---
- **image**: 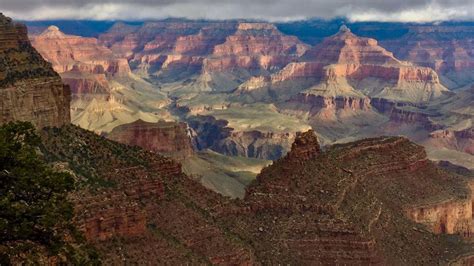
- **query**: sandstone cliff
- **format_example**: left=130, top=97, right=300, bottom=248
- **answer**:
left=0, top=14, right=70, bottom=128
left=201, top=22, right=309, bottom=91
left=239, top=25, right=448, bottom=104
left=382, top=25, right=474, bottom=89
left=31, top=26, right=131, bottom=77
left=107, top=119, right=194, bottom=160
left=30, top=25, right=133, bottom=110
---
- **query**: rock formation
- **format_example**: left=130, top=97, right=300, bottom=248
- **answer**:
left=41, top=125, right=257, bottom=264
left=213, top=130, right=298, bottom=160
left=38, top=123, right=474, bottom=264
left=285, top=129, right=320, bottom=161
left=30, top=25, right=173, bottom=135
left=239, top=25, right=448, bottom=104
left=382, top=25, right=474, bottom=89
left=202, top=22, right=309, bottom=91
left=31, top=26, right=131, bottom=77
left=30, top=25, right=132, bottom=106
left=107, top=119, right=194, bottom=160
left=232, top=132, right=474, bottom=264
left=426, top=128, right=474, bottom=155
left=133, top=23, right=236, bottom=80
left=186, top=110, right=311, bottom=160
left=0, top=13, right=70, bottom=128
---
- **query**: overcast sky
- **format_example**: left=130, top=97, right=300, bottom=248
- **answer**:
left=1, top=0, right=473, bottom=22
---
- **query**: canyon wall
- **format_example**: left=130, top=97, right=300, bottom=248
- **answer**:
left=239, top=26, right=448, bottom=104
left=204, top=23, right=308, bottom=73
left=31, top=26, right=131, bottom=76
left=107, top=119, right=194, bottom=160
left=381, top=25, right=474, bottom=89
left=0, top=13, right=70, bottom=128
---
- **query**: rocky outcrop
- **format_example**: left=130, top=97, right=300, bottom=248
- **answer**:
left=426, top=128, right=474, bottom=155
left=31, top=26, right=131, bottom=76
left=201, top=22, right=309, bottom=91
left=204, top=23, right=308, bottom=73
left=239, top=25, right=448, bottom=104
left=231, top=134, right=473, bottom=264
left=0, top=14, right=70, bottom=128
left=382, top=25, right=474, bottom=89
left=285, top=129, right=320, bottom=161
left=107, top=119, right=194, bottom=160
left=407, top=193, right=474, bottom=236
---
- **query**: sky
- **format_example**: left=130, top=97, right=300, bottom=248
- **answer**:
left=1, top=0, right=473, bottom=22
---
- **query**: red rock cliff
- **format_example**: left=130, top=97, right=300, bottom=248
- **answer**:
left=107, top=119, right=194, bottom=160
left=31, top=26, right=131, bottom=76
left=204, top=22, right=309, bottom=74
left=240, top=25, right=448, bottom=104
left=382, top=25, right=474, bottom=88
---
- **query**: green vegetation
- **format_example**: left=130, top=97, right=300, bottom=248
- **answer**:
left=0, top=122, right=98, bottom=264
left=0, top=45, right=58, bottom=88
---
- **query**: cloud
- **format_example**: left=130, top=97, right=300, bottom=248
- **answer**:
left=2, top=0, right=473, bottom=22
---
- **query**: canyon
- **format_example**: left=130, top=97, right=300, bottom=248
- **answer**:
left=1, top=12, right=474, bottom=264
left=40, top=125, right=474, bottom=264
left=239, top=25, right=447, bottom=104
left=27, top=20, right=472, bottom=170
left=30, top=25, right=172, bottom=134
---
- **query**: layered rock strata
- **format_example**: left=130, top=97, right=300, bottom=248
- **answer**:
left=427, top=128, right=474, bottom=155
left=201, top=22, right=309, bottom=91
left=38, top=124, right=474, bottom=264
left=107, top=119, right=194, bottom=160
left=382, top=25, right=474, bottom=89
left=228, top=132, right=474, bottom=264
left=239, top=25, right=448, bottom=106
left=31, top=26, right=131, bottom=76
left=0, top=14, right=70, bottom=128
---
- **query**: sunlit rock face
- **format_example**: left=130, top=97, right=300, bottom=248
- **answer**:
left=381, top=25, right=474, bottom=90
left=31, top=25, right=173, bottom=135
left=204, top=23, right=309, bottom=73
left=239, top=25, right=448, bottom=104
left=31, top=26, right=131, bottom=76
left=200, top=22, right=310, bottom=91
left=0, top=14, right=70, bottom=128
left=30, top=25, right=132, bottom=99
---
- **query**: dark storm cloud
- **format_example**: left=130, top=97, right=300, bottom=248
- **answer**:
left=1, top=0, right=473, bottom=22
